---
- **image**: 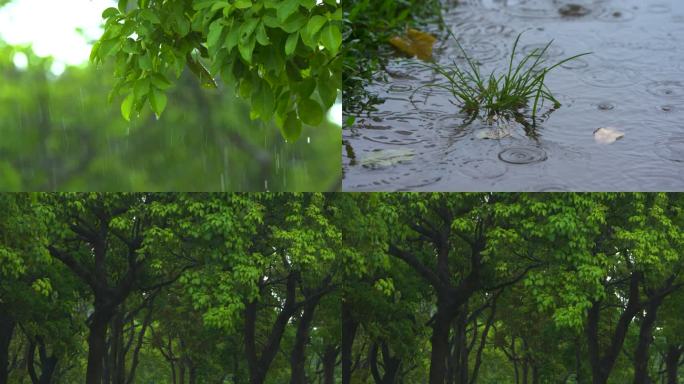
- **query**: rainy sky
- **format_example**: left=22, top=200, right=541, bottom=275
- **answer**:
left=0, top=0, right=112, bottom=73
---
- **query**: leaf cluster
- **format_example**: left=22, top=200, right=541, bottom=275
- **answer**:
left=92, top=0, right=341, bottom=140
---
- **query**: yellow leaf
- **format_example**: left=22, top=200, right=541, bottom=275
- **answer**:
left=389, top=28, right=437, bottom=61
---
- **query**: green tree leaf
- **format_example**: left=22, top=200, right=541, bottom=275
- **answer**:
left=150, top=88, right=168, bottom=118
left=298, top=98, right=323, bottom=126
left=320, top=24, right=341, bottom=56
left=281, top=112, right=302, bottom=141
left=285, top=32, right=299, bottom=56
left=252, top=81, right=275, bottom=120
left=121, top=93, right=135, bottom=121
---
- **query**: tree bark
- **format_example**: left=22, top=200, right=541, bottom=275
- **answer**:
left=0, top=310, right=15, bottom=384
left=633, top=296, right=665, bottom=384
left=341, top=299, right=358, bottom=384
left=370, top=341, right=401, bottom=384
left=665, top=345, right=682, bottom=384
left=290, top=299, right=320, bottom=384
left=430, top=296, right=457, bottom=384
left=245, top=272, right=298, bottom=384
left=321, top=345, right=338, bottom=384
left=586, top=272, right=642, bottom=384
left=27, top=336, right=58, bottom=384
left=86, top=313, right=111, bottom=384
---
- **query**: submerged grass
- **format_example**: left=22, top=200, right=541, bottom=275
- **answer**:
left=413, top=31, right=591, bottom=124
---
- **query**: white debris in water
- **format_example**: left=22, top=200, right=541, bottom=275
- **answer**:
left=475, top=126, right=512, bottom=140
left=593, top=127, right=624, bottom=144
left=360, top=148, right=415, bottom=169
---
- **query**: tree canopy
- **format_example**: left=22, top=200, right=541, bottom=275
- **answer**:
left=1, top=192, right=683, bottom=384
left=342, top=193, right=684, bottom=384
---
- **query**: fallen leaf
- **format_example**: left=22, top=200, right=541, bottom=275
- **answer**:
left=360, top=149, right=415, bottom=169
left=593, top=127, right=624, bottom=144
left=389, top=28, right=437, bottom=61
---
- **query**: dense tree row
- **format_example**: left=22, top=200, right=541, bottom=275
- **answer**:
left=1, top=193, right=344, bottom=383
left=1, top=193, right=683, bottom=383
left=343, top=193, right=684, bottom=384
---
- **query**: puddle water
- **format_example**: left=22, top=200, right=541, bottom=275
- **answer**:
left=343, top=0, right=684, bottom=191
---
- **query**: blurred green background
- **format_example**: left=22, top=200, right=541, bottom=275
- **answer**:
left=0, top=1, right=341, bottom=191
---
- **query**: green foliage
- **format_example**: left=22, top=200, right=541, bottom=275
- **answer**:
left=0, top=42, right=340, bottom=191
left=344, top=193, right=684, bottom=384
left=92, top=0, right=341, bottom=138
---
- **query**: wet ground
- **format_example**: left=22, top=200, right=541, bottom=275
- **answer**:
left=343, top=0, right=684, bottom=191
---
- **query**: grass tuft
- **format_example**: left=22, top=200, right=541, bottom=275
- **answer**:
left=412, top=31, right=591, bottom=124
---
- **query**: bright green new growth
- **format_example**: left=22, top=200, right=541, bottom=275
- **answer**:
left=414, top=31, right=590, bottom=123
left=91, top=0, right=341, bottom=141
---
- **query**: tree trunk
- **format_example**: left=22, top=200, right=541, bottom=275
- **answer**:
left=86, top=314, right=110, bottom=384
left=665, top=345, right=682, bottom=384
left=107, top=311, right=126, bottom=384
left=245, top=272, right=299, bottom=384
left=27, top=337, right=58, bottom=384
left=290, top=299, right=320, bottom=384
left=0, top=311, right=15, bottom=384
left=457, top=308, right=468, bottom=384
left=430, top=299, right=454, bottom=384
left=586, top=272, right=642, bottom=384
left=322, top=346, right=338, bottom=384
left=341, top=299, right=357, bottom=384
left=633, top=297, right=664, bottom=384
left=370, top=341, right=400, bottom=384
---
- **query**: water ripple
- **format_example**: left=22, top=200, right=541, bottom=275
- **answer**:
left=498, top=146, right=548, bottom=164
left=654, top=135, right=684, bottom=162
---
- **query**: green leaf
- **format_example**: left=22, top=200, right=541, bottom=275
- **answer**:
left=139, top=9, right=160, bottom=24
left=89, top=41, right=101, bottom=62
left=239, top=17, right=259, bottom=39
left=256, top=22, right=270, bottom=45
left=234, top=0, right=252, bottom=9
left=134, top=78, right=150, bottom=99
left=151, top=73, right=172, bottom=90
left=150, top=88, right=168, bottom=118
left=320, top=24, right=341, bottom=56
left=174, top=13, right=191, bottom=36
left=138, top=53, right=152, bottom=71
left=284, top=32, right=299, bottom=56
left=306, top=15, right=327, bottom=38
left=298, top=98, right=323, bottom=125
left=280, top=12, right=307, bottom=33
left=121, top=93, right=135, bottom=121
left=100, top=39, right=121, bottom=58
left=238, top=35, right=256, bottom=63
left=207, top=21, right=224, bottom=50
left=277, top=0, right=300, bottom=21
left=252, top=82, right=275, bottom=120
left=317, top=71, right=338, bottom=108
left=102, top=7, right=119, bottom=19
left=281, top=112, right=302, bottom=141
left=118, top=0, right=128, bottom=13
